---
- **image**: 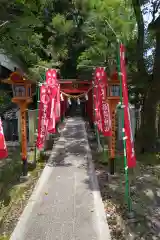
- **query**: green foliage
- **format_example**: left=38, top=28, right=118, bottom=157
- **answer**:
left=0, top=91, right=12, bottom=114
left=77, top=0, right=136, bottom=71
left=0, top=0, right=158, bottom=91
left=0, top=0, right=137, bottom=82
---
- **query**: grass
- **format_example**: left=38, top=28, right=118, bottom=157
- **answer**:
left=0, top=237, right=9, bottom=240
left=94, top=150, right=160, bottom=239
left=0, top=148, right=22, bottom=211
left=0, top=147, right=45, bottom=238
left=86, top=123, right=160, bottom=239
left=0, top=119, right=65, bottom=238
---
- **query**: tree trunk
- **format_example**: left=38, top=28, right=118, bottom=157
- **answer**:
left=132, top=0, right=148, bottom=78
left=137, top=90, right=157, bottom=152
left=136, top=32, right=160, bottom=153
left=132, top=0, right=160, bottom=153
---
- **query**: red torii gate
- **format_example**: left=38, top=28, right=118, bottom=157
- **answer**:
left=59, top=79, right=93, bottom=122
left=59, top=75, right=121, bottom=175
left=60, top=80, right=91, bottom=93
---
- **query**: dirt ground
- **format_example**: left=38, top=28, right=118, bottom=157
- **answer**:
left=0, top=123, right=65, bottom=239
left=86, top=124, right=160, bottom=240
left=1, top=120, right=160, bottom=239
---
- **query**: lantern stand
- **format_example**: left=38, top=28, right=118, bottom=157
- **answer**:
left=107, top=73, right=120, bottom=175
left=34, top=82, right=41, bottom=167
left=2, top=72, right=33, bottom=180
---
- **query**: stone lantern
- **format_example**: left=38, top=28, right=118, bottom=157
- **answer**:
left=2, top=72, right=33, bottom=179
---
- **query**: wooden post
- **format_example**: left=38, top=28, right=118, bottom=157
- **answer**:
left=20, top=102, right=28, bottom=176
left=17, top=110, right=21, bottom=142
left=110, top=109, right=116, bottom=159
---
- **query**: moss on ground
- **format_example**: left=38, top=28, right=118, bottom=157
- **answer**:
left=0, top=148, right=45, bottom=238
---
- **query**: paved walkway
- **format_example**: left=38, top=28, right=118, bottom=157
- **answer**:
left=10, top=117, right=110, bottom=240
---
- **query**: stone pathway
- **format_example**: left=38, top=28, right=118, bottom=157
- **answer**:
left=10, top=117, right=110, bottom=240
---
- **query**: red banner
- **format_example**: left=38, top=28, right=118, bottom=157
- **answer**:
left=36, top=84, right=49, bottom=149
left=95, top=68, right=112, bottom=136
left=55, top=84, right=60, bottom=122
left=93, top=70, right=102, bottom=132
left=36, top=68, right=61, bottom=147
left=46, top=69, right=58, bottom=133
left=120, top=44, right=136, bottom=168
left=47, top=86, right=57, bottom=133
left=46, top=69, right=57, bottom=85
left=0, top=118, right=8, bottom=159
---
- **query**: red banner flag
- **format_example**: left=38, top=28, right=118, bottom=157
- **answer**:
left=47, top=86, right=57, bottom=133
left=120, top=44, right=136, bottom=168
left=93, top=69, right=102, bottom=132
left=36, top=84, right=49, bottom=149
left=0, top=118, right=8, bottom=159
left=46, top=69, right=57, bottom=85
left=46, top=69, right=58, bottom=133
left=55, top=84, right=60, bottom=123
left=95, top=67, right=112, bottom=136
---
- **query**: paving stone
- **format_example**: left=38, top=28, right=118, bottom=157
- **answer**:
left=10, top=117, right=110, bottom=240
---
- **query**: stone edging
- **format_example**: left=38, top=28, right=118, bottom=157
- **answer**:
left=82, top=120, right=111, bottom=240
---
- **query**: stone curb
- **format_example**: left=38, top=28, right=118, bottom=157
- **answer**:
left=82, top=120, right=111, bottom=240
left=10, top=125, right=67, bottom=240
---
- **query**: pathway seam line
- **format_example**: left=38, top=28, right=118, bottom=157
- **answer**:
left=82, top=121, right=111, bottom=240
left=10, top=126, right=67, bottom=240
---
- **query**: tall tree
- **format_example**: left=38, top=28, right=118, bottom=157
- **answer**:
left=77, top=0, right=135, bottom=73
left=132, top=0, right=160, bottom=152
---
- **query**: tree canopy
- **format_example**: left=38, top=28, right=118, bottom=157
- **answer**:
left=0, top=0, right=160, bottom=151
left=0, top=0, right=136, bottom=79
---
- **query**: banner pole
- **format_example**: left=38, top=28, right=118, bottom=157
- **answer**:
left=92, top=79, right=102, bottom=151
left=34, top=82, right=40, bottom=165
left=101, top=135, right=108, bottom=163
left=96, top=128, right=102, bottom=151
left=117, top=43, right=132, bottom=214
left=34, top=73, right=46, bottom=163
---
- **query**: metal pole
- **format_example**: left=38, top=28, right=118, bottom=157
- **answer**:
left=109, top=110, right=116, bottom=175
left=117, top=42, right=132, bottom=213
left=101, top=135, right=108, bottom=164
left=34, top=73, right=45, bottom=163
left=96, top=127, right=102, bottom=151
left=34, top=83, right=40, bottom=165
left=92, top=80, right=102, bottom=152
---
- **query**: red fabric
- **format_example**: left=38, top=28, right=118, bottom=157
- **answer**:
left=94, top=68, right=112, bottom=136
left=47, top=86, right=57, bottom=133
left=93, top=69, right=102, bottom=132
left=120, top=44, right=136, bottom=168
left=36, top=84, right=49, bottom=149
left=46, top=69, right=59, bottom=133
left=0, top=118, right=8, bottom=159
left=55, top=85, right=60, bottom=122
left=46, top=69, right=57, bottom=85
